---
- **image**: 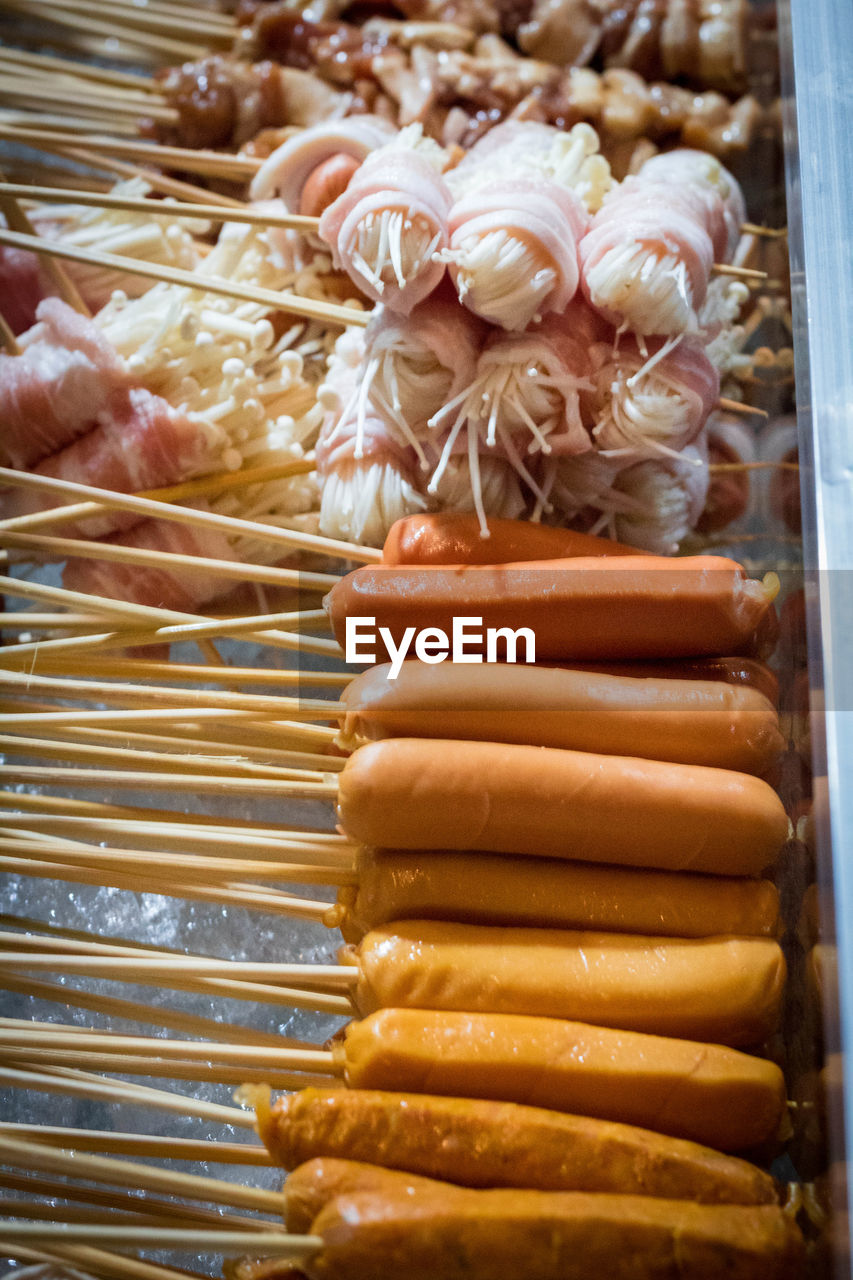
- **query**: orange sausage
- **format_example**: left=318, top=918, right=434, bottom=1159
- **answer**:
left=382, top=513, right=642, bottom=564
left=336, top=1008, right=787, bottom=1151
left=305, top=1185, right=804, bottom=1280
left=326, top=556, right=777, bottom=661
left=343, top=920, right=786, bottom=1046
left=299, top=153, right=361, bottom=217
left=338, top=661, right=784, bottom=774
left=336, top=738, right=789, bottom=876
left=334, top=848, right=781, bottom=941
left=284, top=1158, right=440, bottom=1233
left=562, top=657, right=780, bottom=706
left=261, top=1087, right=780, bottom=1205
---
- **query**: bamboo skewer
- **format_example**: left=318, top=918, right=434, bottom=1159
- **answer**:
left=0, top=164, right=90, bottom=315
left=0, top=855, right=336, bottom=922
left=0, top=1047, right=334, bottom=1088
left=0, top=788, right=343, bottom=838
left=0, top=1180, right=271, bottom=1229
left=0, top=1225, right=314, bottom=1258
left=717, top=397, right=770, bottom=418
left=0, top=665, right=341, bottom=718
left=0, top=1131, right=284, bottom=1214
left=14, top=654, right=351, bottom=687
left=0, top=1, right=209, bottom=60
left=9, top=0, right=234, bottom=45
left=0, top=529, right=340, bottom=593
left=710, top=263, right=767, bottom=281
left=0, top=109, right=142, bottom=136
left=0, top=1065, right=258, bottom=1128
left=0, top=78, right=179, bottom=125
left=0, top=226, right=366, bottom=328
left=0, top=951, right=356, bottom=990
left=0, top=732, right=341, bottom=782
left=1, top=766, right=339, bottom=798
left=0, top=308, right=21, bottom=354
left=48, top=144, right=249, bottom=207
left=0, top=181, right=320, bottom=231
left=0, top=834, right=351, bottom=890
left=0, top=466, right=383, bottom=562
left=0, top=49, right=166, bottom=94
left=0, top=1239, right=209, bottom=1280
left=0, top=123, right=260, bottom=178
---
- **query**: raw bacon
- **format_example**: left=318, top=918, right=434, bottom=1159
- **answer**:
left=0, top=299, right=129, bottom=470
left=62, top=509, right=242, bottom=612
left=250, top=115, right=396, bottom=211
left=0, top=388, right=222, bottom=539
left=319, top=131, right=452, bottom=315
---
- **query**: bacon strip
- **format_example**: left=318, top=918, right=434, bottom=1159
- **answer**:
left=0, top=299, right=129, bottom=470
left=250, top=115, right=396, bottom=210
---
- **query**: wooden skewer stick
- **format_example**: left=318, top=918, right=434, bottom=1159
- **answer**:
left=708, top=460, right=800, bottom=472
left=0, top=968, right=341, bottom=1042
left=0, top=49, right=166, bottom=93
left=0, top=1131, right=284, bottom=1214
left=0, top=108, right=141, bottom=136
left=0, top=165, right=90, bottom=315
left=717, top=397, right=770, bottom=419
left=0, top=1022, right=338, bottom=1073
left=0, top=1179, right=271, bottom=1229
left=0, top=1225, right=315, bottom=1257
left=1, top=764, right=339, bottom=797
left=0, top=665, right=341, bottom=718
left=0, top=123, right=261, bottom=178
left=710, top=263, right=767, bottom=281
left=0, top=834, right=351, bottom=890
left=0, top=466, right=382, bottom=562
left=0, top=812, right=352, bottom=862
left=0, top=854, right=336, bottom=922
left=0, top=182, right=321, bottom=231
left=0, top=77, right=179, bottom=125
left=0, top=1045, right=333, bottom=1087
left=0, top=1239, right=210, bottom=1280
left=0, top=227, right=366, bottom=328
left=20, top=654, right=351, bottom=687
left=0, top=1064, right=257, bottom=1128
left=51, top=144, right=248, bottom=208
left=0, top=0, right=209, bottom=60
left=0, top=734, right=337, bottom=782
left=14, top=0, right=234, bottom=44
left=2, top=720, right=345, bottom=772
left=0, top=951, right=357, bottom=989
left=0, top=308, right=21, bottom=354
left=741, top=222, right=787, bottom=238
left=0, top=613, right=135, bottom=631
left=0, top=529, right=340, bottom=593
left=0, top=787, right=344, bottom=837
left=0, top=932, right=352, bottom=1009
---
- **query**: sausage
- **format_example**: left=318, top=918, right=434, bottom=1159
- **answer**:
left=304, top=1186, right=804, bottom=1280
left=382, top=513, right=642, bottom=565
left=335, top=1008, right=787, bottom=1151
left=562, top=657, right=780, bottom=706
left=299, top=154, right=362, bottom=217
left=284, top=1158, right=440, bottom=1233
left=338, top=661, right=784, bottom=775
left=342, top=920, right=786, bottom=1047
left=325, top=556, right=777, bottom=661
left=336, top=738, right=789, bottom=876
left=261, top=1087, right=780, bottom=1205
left=334, top=848, right=782, bottom=942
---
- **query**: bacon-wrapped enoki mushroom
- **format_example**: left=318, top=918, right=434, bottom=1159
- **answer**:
left=440, top=124, right=603, bottom=331
left=249, top=114, right=396, bottom=214
left=579, top=149, right=747, bottom=337
left=0, top=298, right=129, bottom=469
left=588, top=334, right=720, bottom=460
left=317, top=329, right=426, bottom=546
left=356, top=294, right=485, bottom=473
left=612, top=441, right=711, bottom=555
left=319, top=125, right=452, bottom=315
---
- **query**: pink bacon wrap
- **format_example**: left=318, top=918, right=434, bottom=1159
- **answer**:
left=444, top=175, right=590, bottom=331
left=62, top=507, right=242, bottom=613
left=250, top=115, right=395, bottom=213
left=637, top=150, right=746, bottom=264
left=0, top=299, right=129, bottom=470
left=319, top=143, right=452, bottom=315
left=588, top=333, right=720, bottom=459
left=1, top=388, right=222, bottom=539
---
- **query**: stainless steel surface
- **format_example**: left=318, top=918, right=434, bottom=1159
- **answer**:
left=782, top=0, right=853, bottom=1267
